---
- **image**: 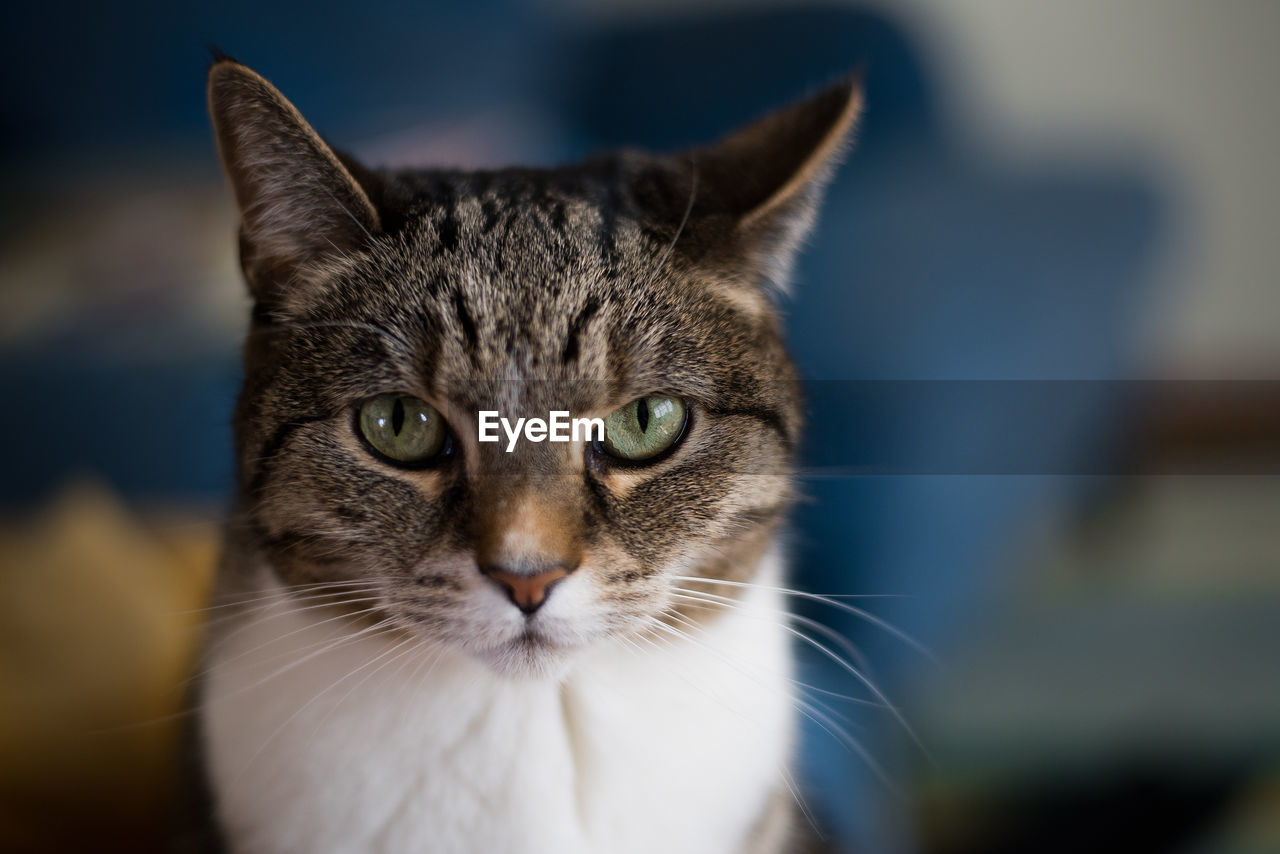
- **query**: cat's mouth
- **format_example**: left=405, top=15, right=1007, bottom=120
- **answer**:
left=511, top=623, right=569, bottom=654
left=476, top=623, right=577, bottom=678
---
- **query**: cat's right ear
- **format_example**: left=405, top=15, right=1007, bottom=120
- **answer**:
left=633, top=76, right=862, bottom=297
left=207, top=60, right=380, bottom=303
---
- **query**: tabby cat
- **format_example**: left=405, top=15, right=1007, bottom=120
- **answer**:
left=199, top=57, right=860, bottom=854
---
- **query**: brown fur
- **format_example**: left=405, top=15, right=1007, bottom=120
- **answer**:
left=208, top=59, right=859, bottom=645
left=200, top=56, right=860, bottom=854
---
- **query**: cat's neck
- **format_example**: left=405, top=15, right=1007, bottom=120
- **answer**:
left=201, top=551, right=797, bottom=854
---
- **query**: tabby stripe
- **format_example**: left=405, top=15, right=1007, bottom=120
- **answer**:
left=247, top=414, right=331, bottom=501
left=452, top=289, right=479, bottom=352
left=561, top=297, right=600, bottom=364
left=433, top=181, right=460, bottom=255
left=703, top=406, right=793, bottom=448
left=480, top=198, right=501, bottom=234
left=258, top=527, right=348, bottom=564
left=581, top=469, right=614, bottom=522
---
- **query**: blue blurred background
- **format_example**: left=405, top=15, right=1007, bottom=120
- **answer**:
left=2, top=2, right=1278, bottom=852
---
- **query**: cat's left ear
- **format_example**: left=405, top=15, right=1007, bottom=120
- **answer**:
left=207, top=59, right=380, bottom=304
left=641, top=76, right=863, bottom=293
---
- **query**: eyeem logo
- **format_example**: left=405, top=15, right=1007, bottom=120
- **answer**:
left=478, top=411, right=605, bottom=452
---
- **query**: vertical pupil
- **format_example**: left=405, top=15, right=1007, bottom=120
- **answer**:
left=637, top=398, right=649, bottom=432
left=391, top=397, right=405, bottom=435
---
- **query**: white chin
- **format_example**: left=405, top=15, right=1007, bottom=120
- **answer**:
left=475, top=633, right=576, bottom=680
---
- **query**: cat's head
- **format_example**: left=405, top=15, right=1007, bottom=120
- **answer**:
left=209, top=59, right=859, bottom=677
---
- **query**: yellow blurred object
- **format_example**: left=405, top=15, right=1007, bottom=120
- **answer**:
left=0, top=482, right=217, bottom=851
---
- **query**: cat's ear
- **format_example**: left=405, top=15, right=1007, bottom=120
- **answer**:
left=641, top=77, right=863, bottom=293
left=207, top=59, right=380, bottom=302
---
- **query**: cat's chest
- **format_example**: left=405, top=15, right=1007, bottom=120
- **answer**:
left=201, top=581, right=793, bottom=854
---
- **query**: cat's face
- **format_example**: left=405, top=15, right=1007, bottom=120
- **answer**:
left=210, top=60, right=858, bottom=677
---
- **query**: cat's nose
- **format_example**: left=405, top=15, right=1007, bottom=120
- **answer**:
left=479, top=563, right=575, bottom=614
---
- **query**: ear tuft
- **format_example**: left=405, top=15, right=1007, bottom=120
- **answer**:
left=730, top=74, right=863, bottom=231
left=206, top=45, right=238, bottom=68
left=645, top=74, right=863, bottom=295
left=207, top=60, right=380, bottom=303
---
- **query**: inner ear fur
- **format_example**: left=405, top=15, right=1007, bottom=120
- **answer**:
left=635, top=76, right=863, bottom=292
left=702, top=76, right=862, bottom=226
left=207, top=59, right=381, bottom=302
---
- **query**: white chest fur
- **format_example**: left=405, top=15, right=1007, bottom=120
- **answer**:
left=201, top=564, right=796, bottom=854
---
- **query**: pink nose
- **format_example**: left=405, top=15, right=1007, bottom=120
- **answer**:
left=480, top=565, right=572, bottom=613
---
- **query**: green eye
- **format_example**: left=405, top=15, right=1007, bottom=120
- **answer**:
left=357, top=394, right=448, bottom=465
left=600, top=396, right=687, bottom=462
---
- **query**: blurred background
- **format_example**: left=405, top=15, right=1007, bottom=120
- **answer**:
left=2, top=1, right=1278, bottom=851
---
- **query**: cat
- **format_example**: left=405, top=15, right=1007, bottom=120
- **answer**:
left=197, top=56, right=860, bottom=854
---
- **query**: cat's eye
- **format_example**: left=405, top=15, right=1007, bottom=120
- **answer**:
left=599, top=396, right=687, bottom=462
left=357, top=394, right=449, bottom=465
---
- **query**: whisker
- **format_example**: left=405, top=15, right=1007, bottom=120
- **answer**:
left=624, top=620, right=820, bottom=828
left=229, top=627, right=414, bottom=785
left=670, top=574, right=937, bottom=665
left=669, top=590, right=885, bottom=708
left=644, top=614, right=899, bottom=799
left=390, top=640, right=445, bottom=731
left=202, top=604, right=389, bottom=674
left=179, top=608, right=392, bottom=700
left=664, top=587, right=929, bottom=760
left=198, top=599, right=384, bottom=670
left=200, top=595, right=387, bottom=666
left=672, top=587, right=874, bottom=671
left=659, top=603, right=882, bottom=711
left=782, top=623, right=929, bottom=762
left=641, top=159, right=698, bottom=291
left=795, top=697, right=902, bottom=800
left=183, top=581, right=385, bottom=617
left=319, top=184, right=378, bottom=243
left=214, top=616, right=401, bottom=708
left=195, top=595, right=380, bottom=640
left=107, top=611, right=396, bottom=732
left=306, top=633, right=425, bottom=739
